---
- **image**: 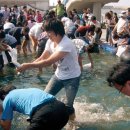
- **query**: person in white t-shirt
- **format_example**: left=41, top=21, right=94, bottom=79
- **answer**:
left=113, top=11, right=129, bottom=36
left=29, top=23, right=43, bottom=52
left=61, top=17, right=76, bottom=39
left=3, top=19, right=15, bottom=34
left=17, top=19, right=81, bottom=120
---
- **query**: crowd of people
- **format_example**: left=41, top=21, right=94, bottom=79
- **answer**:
left=0, top=0, right=130, bottom=129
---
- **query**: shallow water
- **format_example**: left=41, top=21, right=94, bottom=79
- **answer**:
left=1, top=51, right=130, bottom=130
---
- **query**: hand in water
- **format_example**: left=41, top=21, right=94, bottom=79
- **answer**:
left=16, top=63, right=31, bottom=73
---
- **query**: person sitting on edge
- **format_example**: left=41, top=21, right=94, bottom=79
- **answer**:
left=0, top=85, right=69, bottom=130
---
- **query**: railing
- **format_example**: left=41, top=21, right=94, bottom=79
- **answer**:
left=27, top=4, right=47, bottom=11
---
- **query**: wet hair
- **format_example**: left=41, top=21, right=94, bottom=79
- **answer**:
left=120, top=51, right=130, bottom=64
left=107, top=63, right=130, bottom=87
left=0, top=85, right=16, bottom=100
left=44, top=19, right=65, bottom=36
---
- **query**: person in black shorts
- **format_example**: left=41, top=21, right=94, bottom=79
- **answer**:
left=0, top=85, right=69, bottom=130
left=9, top=26, right=29, bottom=54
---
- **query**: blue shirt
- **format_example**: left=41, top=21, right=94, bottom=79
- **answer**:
left=3, top=34, right=17, bottom=45
left=1, top=88, right=55, bottom=120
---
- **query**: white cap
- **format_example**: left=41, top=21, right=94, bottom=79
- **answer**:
left=119, top=11, right=127, bottom=17
left=121, top=10, right=126, bottom=14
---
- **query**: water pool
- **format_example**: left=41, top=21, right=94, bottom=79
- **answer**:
left=1, top=51, right=130, bottom=130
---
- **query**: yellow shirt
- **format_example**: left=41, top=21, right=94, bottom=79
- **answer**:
left=56, top=4, right=65, bottom=16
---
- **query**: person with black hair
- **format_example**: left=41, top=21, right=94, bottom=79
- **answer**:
left=12, top=5, right=19, bottom=19
left=87, top=27, right=102, bottom=53
left=9, top=26, right=30, bottom=54
left=0, top=85, right=69, bottom=130
left=75, top=24, right=95, bottom=38
left=17, top=11, right=26, bottom=25
left=107, top=63, right=130, bottom=96
left=88, top=16, right=101, bottom=28
left=17, top=19, right=81, bottom=120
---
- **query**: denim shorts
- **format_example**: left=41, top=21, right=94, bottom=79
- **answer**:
left=44, top=75, right=81, bottom=115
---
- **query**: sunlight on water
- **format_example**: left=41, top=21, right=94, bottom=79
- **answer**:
left=1, top=52, right=130, bottom=130
left=74, top=100, right=128, bottom=124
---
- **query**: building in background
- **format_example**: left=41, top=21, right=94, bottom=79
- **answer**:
left=0, top=0, right=49, bottom=11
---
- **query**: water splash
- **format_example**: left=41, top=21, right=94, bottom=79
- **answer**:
left=74, top=101, right=126, bottom=124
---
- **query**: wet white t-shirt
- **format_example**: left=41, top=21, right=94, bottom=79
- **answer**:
left=4, top=22, right=15, bottom=30
left=117, top=18, right=128, bottom=34
left=29, top=23, right=43, bottom=39
left=45, top=35, right=81, bottom=80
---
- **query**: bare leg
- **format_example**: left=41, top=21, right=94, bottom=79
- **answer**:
left=29, top=35, right=38, bottom=53
left=22, top=40, right=28, bottom=56
left=65, top=113, right=76, bottom=130
left=16, top=45, right=21, bottom=54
